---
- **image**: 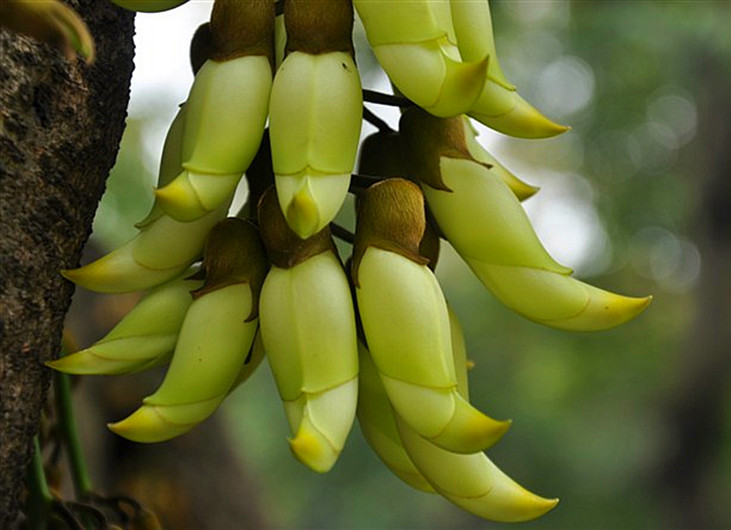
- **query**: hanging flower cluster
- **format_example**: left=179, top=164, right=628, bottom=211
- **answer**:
left=49, top=0, right=651, bottom=523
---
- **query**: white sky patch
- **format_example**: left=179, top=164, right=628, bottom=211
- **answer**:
left=131, top=2, right=213, bottom=108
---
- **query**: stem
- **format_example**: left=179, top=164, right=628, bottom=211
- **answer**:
left=351, top=173, right=384, bottom=188
left=362, top=89, right=413, bottom=108
left=25, top=437, right=52, bottom=530
left=55, top=339, right=93, bottom=500
left=362, top=107, right=393, bottom=132
left=50, top=502, right=85, bottom=530
left=330, top=223, right=355, bottom=244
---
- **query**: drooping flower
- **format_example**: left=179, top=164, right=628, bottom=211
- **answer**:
left=53, top=0, right=651, bottom=523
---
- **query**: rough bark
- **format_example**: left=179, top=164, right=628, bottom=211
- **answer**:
left=0, top=1, right=135, bottom=524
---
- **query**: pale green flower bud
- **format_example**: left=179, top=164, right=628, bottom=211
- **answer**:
left=108, top=219, right=267, bottom=442
left=135, top=105, right=188, bottom=230
left=62, top=202, right=228, bottom=294
left=353, top=179, right=509, bottom=454
left=269, top=51, right=362, bottom=238
left=357, top=342, right=435, bottom=494
left=355, top=305, right=467, bottom=492
left=154, top=55, right=272, bottom=221
left=266, top=0, right=361, bottom=239
left=401, top=109, right=651, bottom=331
left=258, top=188, right=358, bottom=472
left=372, top=42, right=487, bottom=118
left=137, top=25, right=213, bottom=229
left=360, top=309, right=556, bottom=523
left=445, top=0, right=569, bottom=138
left=48, top=269, right=201, bottom=375
left=449, top=0, right=513, bottom=88
left=355, top=0, right=487, bottom=117
left=154, top=0, right=274, bottom=221
left=469, top=83, right=569, bottom=139
left=401, top=112, right=569, bottom=273
left=395, top=412, right=558, bottom=522
left=395, top=303, right=558, bottom=523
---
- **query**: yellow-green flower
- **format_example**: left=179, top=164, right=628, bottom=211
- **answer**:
left=55, top=1, right=652, bottom=523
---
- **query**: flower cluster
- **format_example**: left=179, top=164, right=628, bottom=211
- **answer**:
left=50, top=0, right=651, bottom=523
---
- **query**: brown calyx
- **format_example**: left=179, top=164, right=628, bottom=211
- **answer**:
left=284, top=0, right=354, bottom=56
left=257, top=186, right=336, bottom=269
left=351, top=178, right=429, bottom=287
left=210, top=0, right=275, bottom=64
left=399, top=107, right=487, bottom=192
left=192, top=217, right=269, bottom=322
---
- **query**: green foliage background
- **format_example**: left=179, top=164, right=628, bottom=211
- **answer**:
left=84, top=1, right=731, bottom=528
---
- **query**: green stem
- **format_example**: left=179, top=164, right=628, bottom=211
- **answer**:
left=55, top=343, right=93, bottom=499
left=25, top=437, right=52, bottom=530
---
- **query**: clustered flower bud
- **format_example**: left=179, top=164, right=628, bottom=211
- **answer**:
left=52, top=0, right=651, bottom=523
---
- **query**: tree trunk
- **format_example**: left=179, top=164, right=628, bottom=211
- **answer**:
left=0, top=1, right=135, bottom=524
left=653, top=50, right=731, bottom=529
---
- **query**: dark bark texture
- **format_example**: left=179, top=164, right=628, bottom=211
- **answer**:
left=0, top=1, right=134, bottom=524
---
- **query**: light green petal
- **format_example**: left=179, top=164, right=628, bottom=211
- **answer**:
left=425, top=157, right=569, bottom=273
left=466, top=259, right=651, bottom=330
left=357, top=345, right=435, bottom=493
left=270, top=52, right=362, bottom=176
left=373, top=40, right=486, bottom=117
left=61, top=240, right=186, bottom=294
left=146, top=283, right=258, bottom=405
left=132, top=202, right=229, bottom=269
left=182, top=56, right=271, bottom=175
left=354, top=0, right=445, bottom=46
left=356, top=248, right=455, bottom=388
left=275, top=171, right=351, bottom=239
left=449, top=0, right=513, bottom=88
left=396, top=414, right=558, bottom=522
left=260, top=252, right=359, bottom=401
left=470, top=85, right=569, bottom=139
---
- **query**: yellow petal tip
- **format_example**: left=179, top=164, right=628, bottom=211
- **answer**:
left=288, top=429, right=336, bottom=474
left=285, top=187, right=321, bottom=240
left=515, top=183, right=541, bottom=201
left=429, top=393, right=512, bottom=453
left=108, top=406, right=191, bottom=443
left=471, top=93, right=570, bottom=139
left=45, top=354, right=96, bottom=375
left=60, top=263, right=116, bottom=291
left=154, top=176, right=207, bottom=222
left=60, top=267, right=82, bottom=283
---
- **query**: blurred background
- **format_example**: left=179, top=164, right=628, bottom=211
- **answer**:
left=64, top=1, right=731, bottom=528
